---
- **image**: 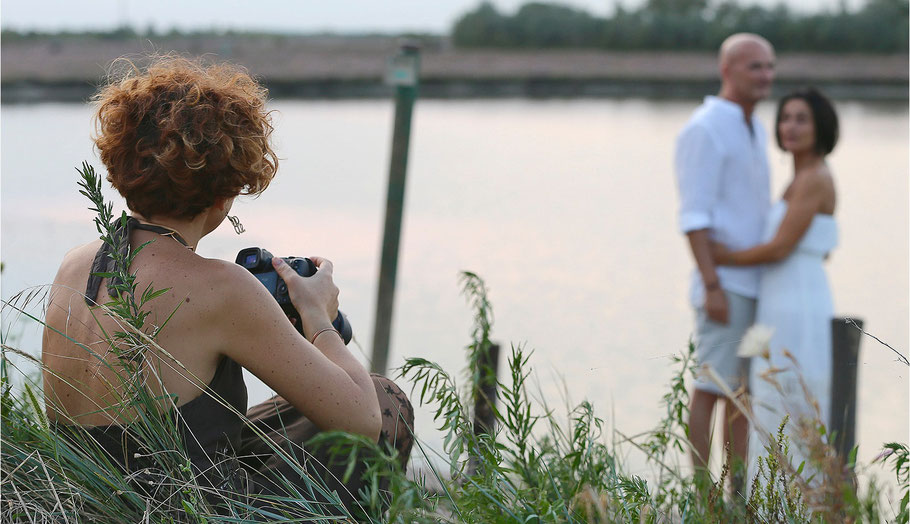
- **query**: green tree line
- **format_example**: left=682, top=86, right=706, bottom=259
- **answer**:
left=452, top=0, right=909, bottom=52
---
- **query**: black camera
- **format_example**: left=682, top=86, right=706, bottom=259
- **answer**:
left=235, top=247, right=352, bottom=345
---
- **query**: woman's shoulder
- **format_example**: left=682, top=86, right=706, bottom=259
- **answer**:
left=186, top=256, right=265, bottom=292
left=63, top=239, right=104, bottom=262
left=808, top=161, right=834, bottom=182
left=53, top=240, right=104, bottom=284
left=190, top=256, right=278, bottom=306
left=790, top=163, right=836, bottom=213
left=793, top=163, right=834, bottom=190
left=141, top=255, right=285, bottom=348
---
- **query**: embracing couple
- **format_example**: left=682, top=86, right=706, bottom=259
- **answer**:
left=675, top=33, right=840, bottom=489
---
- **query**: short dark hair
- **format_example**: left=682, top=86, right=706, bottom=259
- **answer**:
left=775, top=87, right=839, bottom=156
left=94, top=55, right=278, bottom=220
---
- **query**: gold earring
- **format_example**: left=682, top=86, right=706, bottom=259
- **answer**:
left=227, top=215, right=245, bottom=235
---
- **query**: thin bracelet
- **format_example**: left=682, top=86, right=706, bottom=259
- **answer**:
left=705, top=280, right=721, bottom=291
left=310, top=326, right=340, bottom=344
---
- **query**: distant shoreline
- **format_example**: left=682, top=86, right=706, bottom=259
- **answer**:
left=2, top=35, right=907, bottom=103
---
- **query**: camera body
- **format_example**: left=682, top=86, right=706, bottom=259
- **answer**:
left=235, top=247, right=352, bottom=345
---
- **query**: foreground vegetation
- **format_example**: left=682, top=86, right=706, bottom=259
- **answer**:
left=1, top=166, right=908, bottom=522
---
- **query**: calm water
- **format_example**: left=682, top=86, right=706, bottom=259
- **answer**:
left=2, top=99, right=907, bottom=486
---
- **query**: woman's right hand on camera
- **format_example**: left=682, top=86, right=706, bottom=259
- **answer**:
left=272, top=256, right=339, bottom=340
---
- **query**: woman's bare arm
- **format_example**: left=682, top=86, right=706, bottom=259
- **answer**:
left=214, top=261, right=381, bottom=440
left=713, top=174, right=827, bottom=266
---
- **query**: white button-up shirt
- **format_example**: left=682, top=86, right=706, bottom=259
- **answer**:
left=675, top=96, right=770, bottom=305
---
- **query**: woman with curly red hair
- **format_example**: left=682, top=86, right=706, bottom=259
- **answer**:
left=42, top=56, right=412, bottom=513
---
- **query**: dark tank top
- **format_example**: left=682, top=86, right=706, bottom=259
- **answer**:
left=59, top=216, right=249, bottom=481
left=68, top=356, right=248, bottom=476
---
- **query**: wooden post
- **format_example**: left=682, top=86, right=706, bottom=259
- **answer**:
left=473, top=343, right=500, bottom=435
left=468, top=343, right=500, bottom=475
left=830, top=317, right=862, bottom=462
left=371, top=43, right=420, bottom=375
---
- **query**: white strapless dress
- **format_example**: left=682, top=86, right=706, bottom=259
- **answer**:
left=748, top=200, right=838, bottom=479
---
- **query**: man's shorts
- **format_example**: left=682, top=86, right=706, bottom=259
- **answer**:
left=693, top=290, right=757, bottom=395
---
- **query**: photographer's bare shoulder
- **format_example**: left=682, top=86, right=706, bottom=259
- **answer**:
left=194, top=256, right=301, bottom=348
left=49, top=240, right=104, bottom=292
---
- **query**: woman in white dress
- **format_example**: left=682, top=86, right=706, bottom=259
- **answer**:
left=711, top=87, right=840, bottom=480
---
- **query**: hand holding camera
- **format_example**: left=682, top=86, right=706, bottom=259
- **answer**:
left=272, top=255, right=338, bottom=334
left=236, top=247, right=353, bottom=344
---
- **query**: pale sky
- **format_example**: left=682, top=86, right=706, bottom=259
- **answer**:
left=0, top=0, right=865, bottom=34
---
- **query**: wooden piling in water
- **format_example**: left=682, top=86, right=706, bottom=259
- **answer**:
left=473, top=343, right=500, bottom=436
left=830, top=317, right=863, bottom=464
left=370, top=43, right=419, bottom=375
left=468, top=342, right=500, bottom=475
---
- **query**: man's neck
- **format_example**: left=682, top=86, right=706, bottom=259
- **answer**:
left=718, top=90, right=756, bottom=124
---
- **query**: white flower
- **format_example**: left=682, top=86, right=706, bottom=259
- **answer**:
left=738, top=324, right=774, bottom=359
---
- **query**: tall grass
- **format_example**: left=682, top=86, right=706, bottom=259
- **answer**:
left=1, top=164, right=907, bottom=522
left=399, top=273, right=908, bottom=522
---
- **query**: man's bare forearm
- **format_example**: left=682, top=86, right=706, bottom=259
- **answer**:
left=687, top=229, right=720, bottom=290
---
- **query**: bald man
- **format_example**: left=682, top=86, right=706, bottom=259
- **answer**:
left=674, top=33, right=775, bottom=490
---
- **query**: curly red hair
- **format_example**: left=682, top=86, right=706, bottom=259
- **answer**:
left=93, top=55, right=278, bottom=219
